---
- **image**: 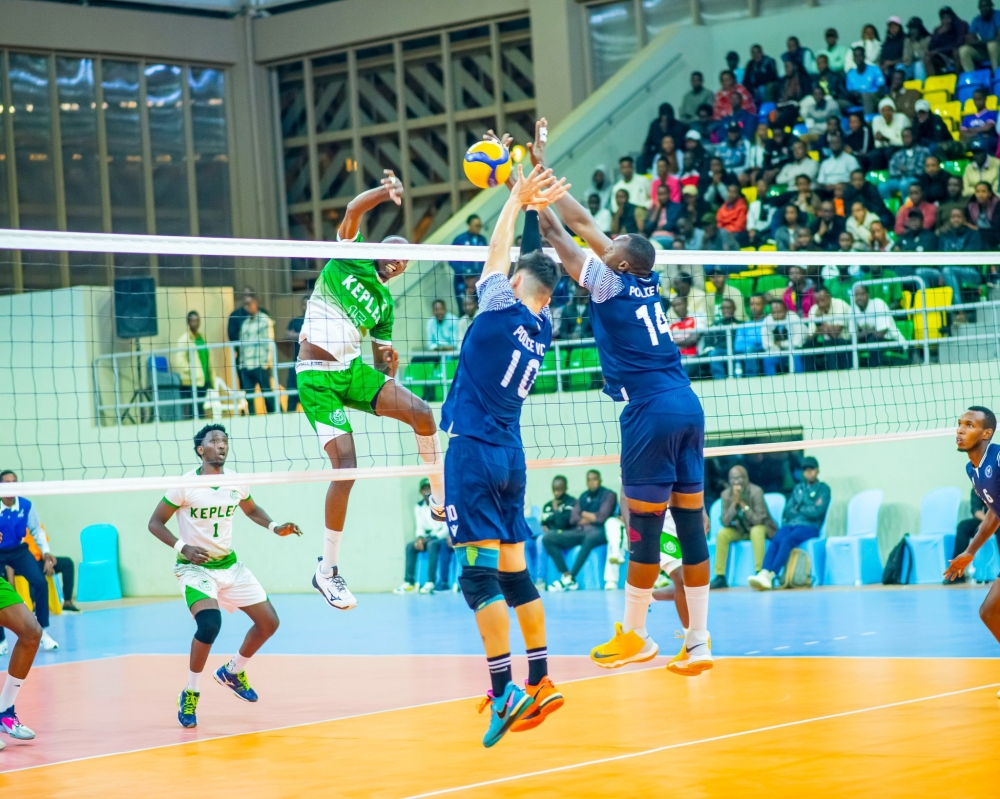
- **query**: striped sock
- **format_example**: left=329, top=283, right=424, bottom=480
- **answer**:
left=487, top=653, right=512, bottom=696
left=527, top=646, right=548, bottom=685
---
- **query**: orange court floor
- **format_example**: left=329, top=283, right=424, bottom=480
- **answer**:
left=3, top=655, right=1000, bottom=798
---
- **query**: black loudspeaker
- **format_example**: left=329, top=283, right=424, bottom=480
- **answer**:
left=114, top=277, right=159, bottom=339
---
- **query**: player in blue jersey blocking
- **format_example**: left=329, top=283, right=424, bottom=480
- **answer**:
left=529, top=118, right=713, bottom=677
left=946, top=407, right=1000, bottom=688
left=442, top=162, right=570, bottom=747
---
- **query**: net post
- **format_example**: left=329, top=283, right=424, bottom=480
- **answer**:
left=850, top=313, right=859, bottom=370
left=189, top=343, right=199, bottom=421
left=270, top=340, right=280, bottom=413
left=112, top=354, right=122, bottom=425
left=554, top=340, right=563, bottom=396
left=916, top=276, right=930, bottom=366
left=725, top=326, right=734, bottom=379
left=440, top=352, right=447, bottom=393
left=150, top=354, right=160, bottom=423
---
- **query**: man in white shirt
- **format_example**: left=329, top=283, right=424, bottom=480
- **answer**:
left=850, top=284, right=906, bottom=367
left=761, top=299, right=805, bottom=375
left=804, top=286, right=852, bottom=370
left=799, top=86, right=841, bottom=134
left=395, top=478, right=450, bottom=594
left=816, top=131, right=861, bottom=190
left=425, top=299, right=460, bottom=351
left=872, top=97, right=911, bottom=148
left=775, top=141, right=820, bottom=186
left=611, top=156, right=651, bottom=211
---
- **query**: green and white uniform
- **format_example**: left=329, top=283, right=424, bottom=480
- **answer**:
left=0, top=576, right=24, bottom=611
left=297, top=233, right=394, bottom=446
left=661, top=512, right=682, bottom=575
left=163, top=468, right=267, bottom=612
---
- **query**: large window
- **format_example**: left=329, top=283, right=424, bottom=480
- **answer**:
left=273, top=14, right=535, bottom=286
left=0, top=50, right=234, bottom=294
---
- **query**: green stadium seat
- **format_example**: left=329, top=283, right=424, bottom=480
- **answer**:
left=885, top=197, right=901, bottom=214
left=766, top=184, right=788, bottom=198
left=531, top=348, right=564, bottom=395
left=565, top=347, right=602, bottom=392
left=728, top=276, right=754, bottom=299
left=866, top=170, right=889, bottom=186
left=754, top=275, right=787, bottom=295
left=402, top=361, right=442, bottom=403
left=941, top=160, right=965, bottom=177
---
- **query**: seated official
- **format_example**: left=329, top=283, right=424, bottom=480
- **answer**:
left=711, top=466, right=777, bottom=589
left=544, top=470, right=616, bottom=591
left=394, top=478, right=450, bottom=594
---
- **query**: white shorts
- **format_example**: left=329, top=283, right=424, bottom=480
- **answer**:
left=174, top=560, right=267, bottom=613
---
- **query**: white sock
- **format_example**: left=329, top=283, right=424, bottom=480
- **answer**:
left=320, top=528, right=343, bottom=574
left=227, top=653, right=250, bottom=674
left=186, top=671, right=201, bottom=692
left=415, top=433, right=445, bottom=508
left=622, top=583, right=654, bottom=637
left=685, top=583, right=710, bottom=634
left=0, top=675, right=24, bottom=710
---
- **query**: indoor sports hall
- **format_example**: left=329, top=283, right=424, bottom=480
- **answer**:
left=2, top=0, right=1000, bottom=795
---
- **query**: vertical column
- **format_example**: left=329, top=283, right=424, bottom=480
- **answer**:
left=691, top=0, right=703, bottom=26
left=393, top=40, right=413, bottom=239
left=270, top=69, right=290, bottom=241
left=489, top=21, right=506, bottom=144
left=93, top=58, right=114, bottom=286
left=48, top=55, right=70, bottom=288
left=181, top=66, right=202, bottom=287
left=634, top=0, right=647, bottom=48
left=302, top=58, right=322, bottom=241
left=441, top=32, right=460, bottom=214
left=1, top=51, right=23, bottom=293
left=749, top=0, right=761, bottom=17
left=347, top=49, right=364, bottom=199
left=137, top=59, right=159, bottom=280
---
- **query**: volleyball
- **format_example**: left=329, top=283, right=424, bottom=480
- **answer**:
left=463, top=140, right=512, bottom=189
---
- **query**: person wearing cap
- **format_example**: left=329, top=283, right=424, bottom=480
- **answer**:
left=925, top=6, right=969, bottom=76
left=912, top=98, right=955, bottom=156
left=680, top=71, right=714, bottom=123
left=817, top=28, right=849, bottom=73
left=682, top=129, right=711, bottom=178
left=879, top=17, right=907, bottom=78
left=394, top=478, right=449, bottom=594
left=960, top=0, right=1000, bottom=73
left=872, top=97, right=911, bottom=148
left=716, top=122, right=751, bottom=174
left=845, top=45, right=886, bottom=115
left=962, top=140, right=1000, bottom=196
left=883, top=127, right=930, bottom=201
left=748, top=458, right=830, bottom=590
left=961, top=87, right=998, bottom=152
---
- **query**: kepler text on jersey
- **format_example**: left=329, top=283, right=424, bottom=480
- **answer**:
left=513, top=324, right=546, bottom=357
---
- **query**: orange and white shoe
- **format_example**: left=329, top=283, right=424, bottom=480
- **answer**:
left=511, top=676, right=565, bottom=732
left=590, top=623, right=659, bottom=669
left=667, top=631, right=713, bottom=676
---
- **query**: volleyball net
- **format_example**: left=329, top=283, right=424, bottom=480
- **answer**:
left=1, top=227, right=999, bottom=497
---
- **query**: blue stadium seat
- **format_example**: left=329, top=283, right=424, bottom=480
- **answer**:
left=908, top=486, right=962, bottom=584
left=545, top=544, right=606, bottom=589
left=77, top=523, right=122, bottom=602
left=725, top=539, right=770, bottom=586
left=972, top=535, right=1000, bottom=582
left=764, top=492, right=786, bottom=527
left=708, top=498, right=723, bottom=539
left=959, top=69, right=992, bottom=89
left=758, top=101, right=776, bottom=118
left=957, top=84, right=983, bottom=105
left=823, top=490, right=883, bottom=586
left=800, top=516, right=829, bottom=586
left=864, top=113, right=877, bottom=124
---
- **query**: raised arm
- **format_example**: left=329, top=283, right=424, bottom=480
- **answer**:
left=338, top=169, right=403, bottom=240
left=527, top=118, right=613, bottom=256
left=537, top=207, right=588, bottom=284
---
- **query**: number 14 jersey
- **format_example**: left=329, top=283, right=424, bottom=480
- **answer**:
left=441, top=273, right=552, bottom=449
left=581, top=256, right=690, bottom=403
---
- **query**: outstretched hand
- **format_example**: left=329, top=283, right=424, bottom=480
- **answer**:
left=512, top=164, right=570, bottom=209
left=527, top=118, right=548, bottom=168
left=381, top=169, right=403, bottom=206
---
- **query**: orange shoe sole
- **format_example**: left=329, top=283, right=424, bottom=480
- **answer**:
left=510, top=692, right=565, bottom=732
left=667, top=658, right=714, bottom=677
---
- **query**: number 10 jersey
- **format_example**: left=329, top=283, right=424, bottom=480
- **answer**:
left=441, top=272, right=552, bottom=450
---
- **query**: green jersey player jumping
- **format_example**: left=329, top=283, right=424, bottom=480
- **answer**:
left=297, top=170, right=444, bottom=611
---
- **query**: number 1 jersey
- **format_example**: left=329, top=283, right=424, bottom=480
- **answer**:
left=441, top=273, right=552, bottom=449
left=581, top=256, right=690, bottom=403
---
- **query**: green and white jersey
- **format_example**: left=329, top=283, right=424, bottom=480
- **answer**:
left=300, top=232, right=395, bottom=365
left=163, top=468, right=250, bottom=563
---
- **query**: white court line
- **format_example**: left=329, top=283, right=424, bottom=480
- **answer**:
left=397, top=681, right=1000, bottom=799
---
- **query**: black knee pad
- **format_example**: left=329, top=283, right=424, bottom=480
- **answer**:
left=498, top=569, right=539, bottom=608
left=458, top=566, right=504, bottom=612
left=193, top=608, right=222, bottom=644
left=671, top=507, right=708, bottom=565
left=628, top=512, right=664, bottom=565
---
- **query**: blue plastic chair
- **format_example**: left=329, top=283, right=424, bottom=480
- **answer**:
left=77, top=524, right=122, bottom=602
left=725, top=538, right=769, bottom=586
left=708, top=498, right=723, bottom=540
left=800, top=515, right=829, bottom=586
left=823, top=490, right=883, bottom=586
left=957, top=84, right=983, bottom=105
left=959, top=69, right=991, bottom=89
left=764, top=493, right=787, bottom=527
left=546, top=544, right=606, bottom=589
left=972, top=535, right=1000, bottom=582
left=758, top=101, right=776, bottom=118
left=908, top=486, right=962, bottom=584
left=864, top=113, right=878, bottom=124
left=792, top=123, right=809, bottom=137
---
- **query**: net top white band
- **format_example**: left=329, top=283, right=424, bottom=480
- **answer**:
left=0, top=228, right=995, bottom=267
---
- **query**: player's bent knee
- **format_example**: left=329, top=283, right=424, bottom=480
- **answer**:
left=459, top=566, right=504, bottom=612
left=627, top=512, right=664, bottom=565
left=498, top=569, right=539, bottom=608
left=194, top=608, right=223, bottom=645
left=671, top=507, right=709, bottom=565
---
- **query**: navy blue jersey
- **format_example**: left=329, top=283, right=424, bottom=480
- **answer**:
left=441, top=273, right=552, bottom=449
left=581, top=256, right=690, bottom=402
left=967, top=442, right=1000, bottom=515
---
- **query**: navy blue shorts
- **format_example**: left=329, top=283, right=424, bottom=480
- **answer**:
left=444, top=436, right=531, bottom=545
left=620, top=386, right=705, bottom=490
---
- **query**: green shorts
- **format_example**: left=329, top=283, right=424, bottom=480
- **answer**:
left=298, top=358, right=388, bottom=440
left=0, top=576, right=24, bottom=612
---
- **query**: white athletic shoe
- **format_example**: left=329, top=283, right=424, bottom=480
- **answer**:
left=667, top=630, right=714, bottom=676
left=418, top=582, right=435, bottom=594
left=312, top=564, right=358, bottom=610
left=0, top=639, right=8, bottom=656
left=604, top=581, right=618, bottom=591
left=40, top=631, right=59, bottom=651
left=748, top=570, right=775, bottom=591
left=393, top=582, right=415, bottom=594
left=548, top=576, right=576, bottom=592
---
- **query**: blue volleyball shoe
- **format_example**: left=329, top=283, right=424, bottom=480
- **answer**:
left=476, top=682, right=533, bottom=748
left=214, top=665, right=259, bottom=702
left=177, top=689, right=200, bottom=728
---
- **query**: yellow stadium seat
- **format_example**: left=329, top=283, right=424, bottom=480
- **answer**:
left=924, top=74, right=958, bottom=97
left=742, top=186, right=757, bottom=203
left=943, top=116, right=956, bottom=131
left=808, top=150, right=820, bottom=161
left=903, top=286, right=953, bottom=340
left=923, top=90, right=949, bottom=109
left=903, top=79, right=923, bottom=92
left=12, top=575, right=63, bottom=615
left=952, top=129, right=961, bottom=141
left=757, top=243, right=777, bottom=252
left=962, top=95, right=999, bottom=114
left=941, top=101, right=963, bottom=122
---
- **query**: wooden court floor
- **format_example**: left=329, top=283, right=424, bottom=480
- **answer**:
left=3, top=656, right=999, bottom=798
